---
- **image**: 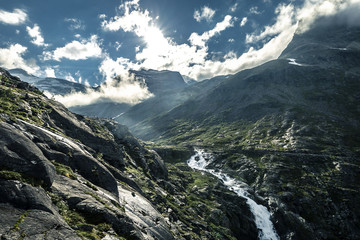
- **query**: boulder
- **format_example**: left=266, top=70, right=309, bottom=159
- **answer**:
left=71, top=152, right=119, bottom=197
left=0, top=180, right=56, bottom=213
left=0, top=122, right=55, bottom=187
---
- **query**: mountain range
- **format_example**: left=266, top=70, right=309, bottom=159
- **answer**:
left=9, top=68, right=189, bottom=119
left=0, top=13, right=359, bottom=240
left=8, top=68, right=88, bottom=96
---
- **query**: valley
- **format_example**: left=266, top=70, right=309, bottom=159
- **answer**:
left=0, top=8, right=360, bottom=240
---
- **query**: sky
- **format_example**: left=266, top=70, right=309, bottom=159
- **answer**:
left=0, top=0, right=359, bottom=106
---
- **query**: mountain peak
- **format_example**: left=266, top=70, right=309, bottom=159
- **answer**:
left=8, top=68, right=34, bottom=77
left=279, top=18, right=360, bottom=68
left=129, top=69, right=187, bottom=94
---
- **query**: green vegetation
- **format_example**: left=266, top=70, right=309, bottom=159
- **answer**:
left=83, top=117, right=113, bottom=140
left=51, top=161, right=77, bottom=180
left=83, top=190, right=115, bottom=212
left=150, top=102, right=358, bottom=156
left=0, top=170, right=44, bottom=187
left=124, top=160, right=241, bottom=239
left=11, top=210, right=29, bottom=233
left=48, top=191, right=123, bottom=240
left=85, top=181, right=98, bottom=191
left=48, top=192, right=85, bottom=226
left=76, top=223, right=123, bottom=240
left=0, top=84, right=50, bottom=125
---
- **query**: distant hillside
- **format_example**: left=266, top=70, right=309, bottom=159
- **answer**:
left=9, top=69, right=88, bottom=95
left=70, top=69, right=188, bottom=119
left=129, top=22, right=360, bottom=153
left=116, top=74, right=231, bottom=127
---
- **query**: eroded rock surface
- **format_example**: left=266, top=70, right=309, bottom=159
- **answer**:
left=0, top=68, right=256, bottom=239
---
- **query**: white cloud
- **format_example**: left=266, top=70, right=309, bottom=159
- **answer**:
left=115, top=41, right=122, bottom=51
left=48, top=79, right=153, bottom=107
left=230, top=3, right=238, bottom=12
left=100, top=1, right=247, bottom=80
left=45, top=67, right=56, bottom=78
left=49, top=56, right=153, bottom=107
left=0, top=8, right=27, bottom=25
left=64, top=73, right=76, bottom=82
left=0, top=44, right=39, bottom=74
left=101, top=0, right=152, bottom=34
left=84, top=80, right=90, bottom=87
left=194, top=6, right=216, bottom=22
left=228, top=38, right=235, bottom=43
left=26, top=24, right=48, bottom=47
left=97, top=0, right=360, bottom=83
left=246, top=0, right=360, bottom=45
left=75, top=71, right=83, bottom=84
left=99, top=14, right=106, bottom=19
left=132, top=15, right=233, bottom=76
left=100, top=0, right=216, bottom=79
left=189, top=15, right=234, bottom=47
left=246, top=4, right=295, bottom=43
left=249, top=6, right=261, bottom=15
left=44, top=35, right=102, bottom=61
left=99, top=56, right=138, bottom=82
left=65, top=18, right=85, bottom=30
left=190, top=23, right=298, bottom=79
left=240, top=17, right=248, bottom=27
left=296, top=0, right=360, bottom=33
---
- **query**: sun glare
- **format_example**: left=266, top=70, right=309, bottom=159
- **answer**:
left=143, top=26, right=168, bottom=53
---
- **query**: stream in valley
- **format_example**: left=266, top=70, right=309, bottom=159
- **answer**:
left=187, top=148, right=279, bottom=240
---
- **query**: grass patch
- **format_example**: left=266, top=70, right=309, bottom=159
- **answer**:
left=83, top=191, right=117, bottom=213
left=48, top=192, right=86, bottom=227
left=0, top=85, right=49, bottom=126
left=11, top=210, right=29, bottom=233
left=85, top=181, right=98, bottom=191
left=83, top=117, right=113, bottom=140
left=0, top=170, right=44, bottom=187
left=51, top=161, right=77, bottom=180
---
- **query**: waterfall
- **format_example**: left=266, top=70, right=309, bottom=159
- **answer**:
left=187, top=149, right=279, bottom=240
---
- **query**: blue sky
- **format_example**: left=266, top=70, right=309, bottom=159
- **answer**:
left=0, top=0, right=358, bottom=90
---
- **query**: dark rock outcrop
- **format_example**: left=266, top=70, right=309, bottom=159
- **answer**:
left=1, top=68, right=258, bottom=239
left=0, top=122, right=56, bottom=188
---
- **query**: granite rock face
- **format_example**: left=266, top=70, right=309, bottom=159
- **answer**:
left=0, top=68, right=257, bottom=239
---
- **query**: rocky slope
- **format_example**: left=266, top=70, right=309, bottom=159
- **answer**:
left=0, top=68, right=260, bottom=239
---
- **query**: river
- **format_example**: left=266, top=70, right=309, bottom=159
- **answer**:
left=187, top=148, right=279, bottom=240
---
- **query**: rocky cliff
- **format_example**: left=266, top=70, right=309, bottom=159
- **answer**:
left=0, top=68, right=259, bottom=239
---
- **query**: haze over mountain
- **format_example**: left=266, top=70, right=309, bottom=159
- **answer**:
left=128, top=16, right=360, bottom=143
left=2, top=0, right=356, bottom=109
left=69, top=69, right=188, bottom=118
left=8, top=67, right=189, bottom=118
left=8, top=68, right=88, bottom=96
